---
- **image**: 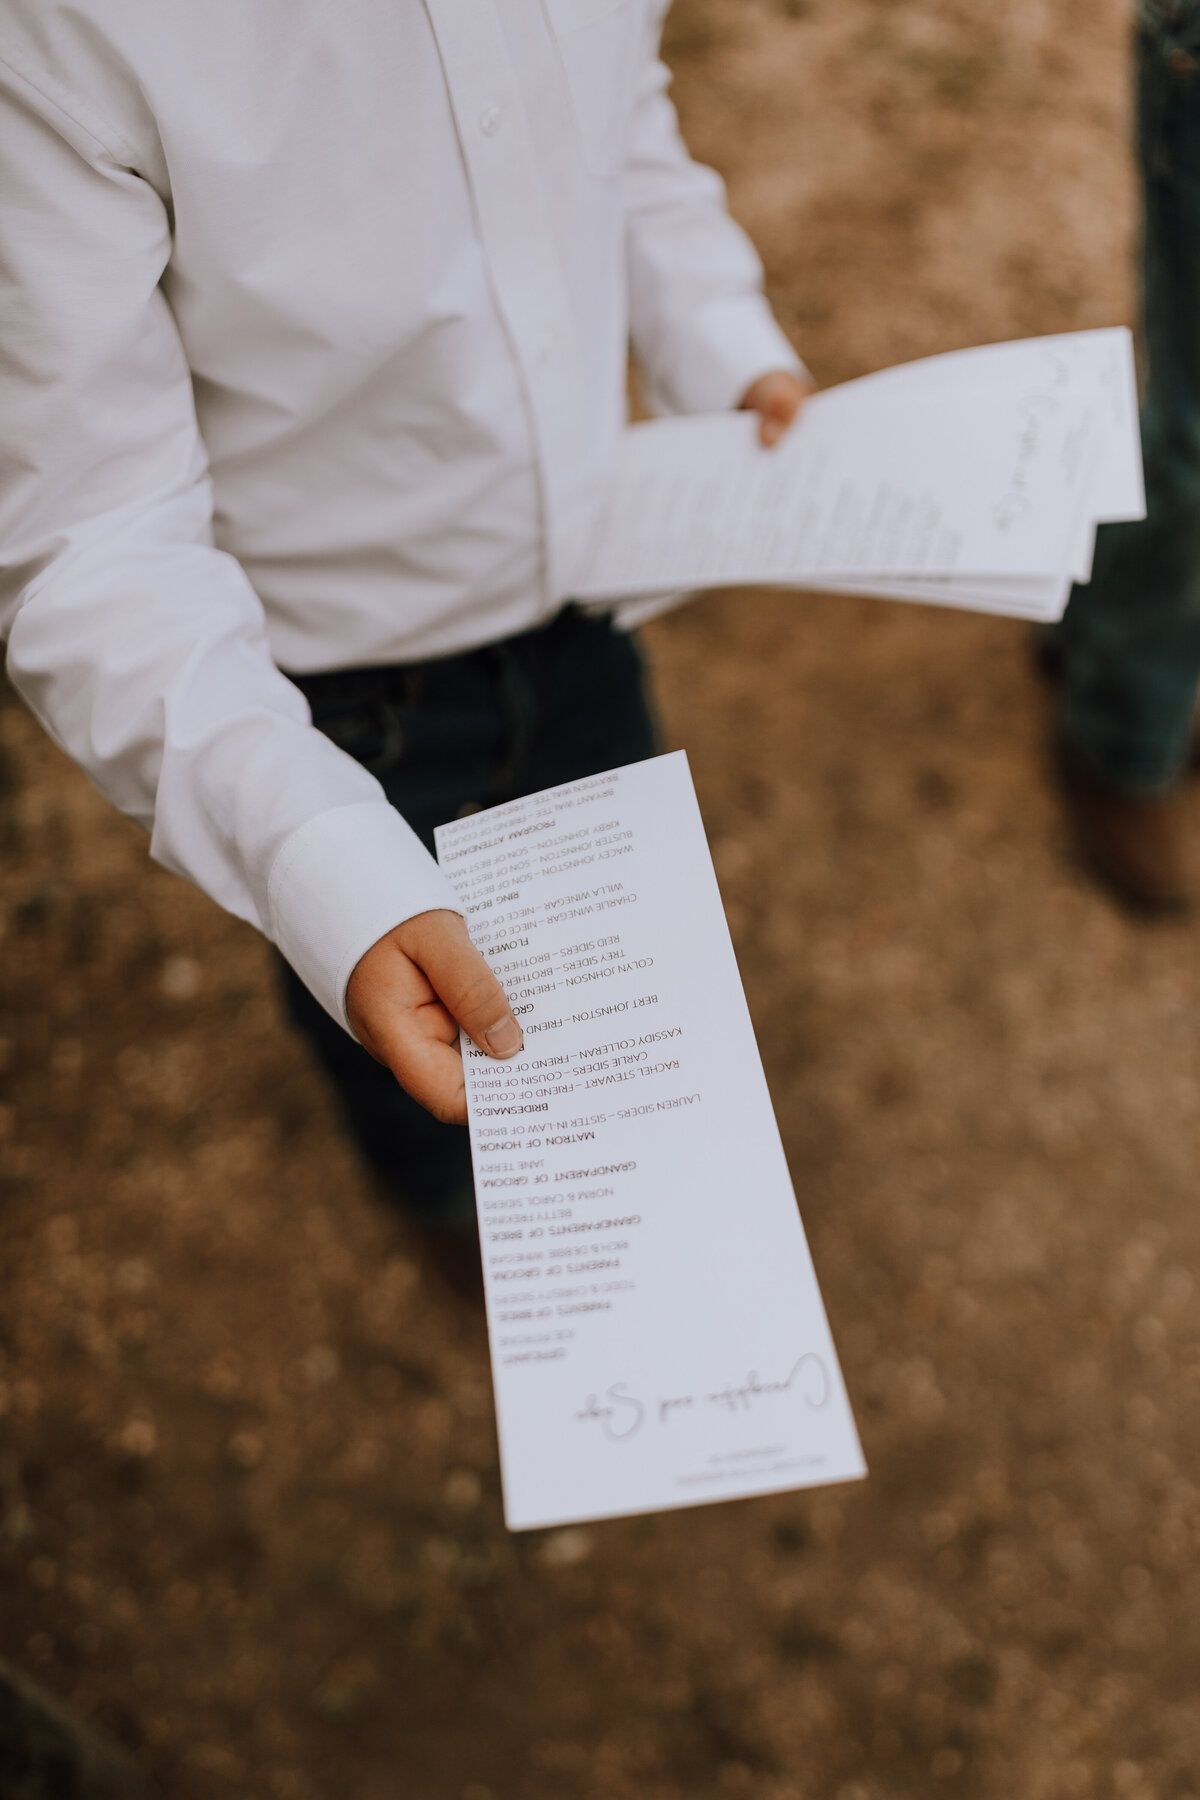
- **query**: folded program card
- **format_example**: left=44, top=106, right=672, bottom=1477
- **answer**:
left=577, top=328, right=1145, bottom=625
left=435, top=753, right=865, bottom=1531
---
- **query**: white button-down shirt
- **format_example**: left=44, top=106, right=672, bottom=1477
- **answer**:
left=0, top=0, right=800, bottom=1026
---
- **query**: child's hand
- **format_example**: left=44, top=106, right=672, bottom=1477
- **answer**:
left=739, top=369, right=816, bottom=447
left=346, top=910, right=523, bottom=1125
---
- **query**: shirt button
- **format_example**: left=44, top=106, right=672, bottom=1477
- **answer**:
left=535, top=334, right=556, bottom=366
left=478, top=104, right=502, bottom=137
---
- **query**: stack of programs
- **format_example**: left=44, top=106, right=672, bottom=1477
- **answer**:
left=575, top=328, right=1145, bottom=625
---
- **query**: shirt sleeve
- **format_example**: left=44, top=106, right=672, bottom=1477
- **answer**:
left=0, top=56, right=463, bottom=1032
left=622, top=6, right=807, bottom=416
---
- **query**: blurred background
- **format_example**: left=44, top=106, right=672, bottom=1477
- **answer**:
left=2, top=1, right=1199, bottom=1796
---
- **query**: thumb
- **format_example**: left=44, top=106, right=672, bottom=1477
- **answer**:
left=393, top=909, right=524, bottom=1060
left=759, top=404, right=789, bottom=448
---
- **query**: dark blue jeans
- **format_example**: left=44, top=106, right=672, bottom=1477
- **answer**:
left=1059, top=0, right=1200, bottom=791
left=279, top=607, right=658, bottom=1227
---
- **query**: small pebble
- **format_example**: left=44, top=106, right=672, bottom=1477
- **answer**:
left=160, top=955, right=202, bottom=1000
left=443, top=1468, right=483, bottom=1512
left=227, top=1430, right=263, bottom=1470
left=535, top=1527, right=593, bottom=1569
left=119, top=1415, right=157, bottom=1458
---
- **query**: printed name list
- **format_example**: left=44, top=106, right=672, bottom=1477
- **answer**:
left=436, top=751, right=865, bottom=1529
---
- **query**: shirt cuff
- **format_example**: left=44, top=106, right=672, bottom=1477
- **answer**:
left=657, top=295, right=808, bottom=416
left=266, top=800, right=465, bottom=1032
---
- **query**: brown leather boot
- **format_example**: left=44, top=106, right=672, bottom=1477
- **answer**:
left=1055, top=740, right=1193, bottom=914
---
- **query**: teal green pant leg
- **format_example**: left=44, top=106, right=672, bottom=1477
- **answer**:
left=1060, top=0, right=1200, bottom=790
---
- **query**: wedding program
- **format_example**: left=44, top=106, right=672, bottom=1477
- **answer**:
left=575, top=327, right=1144, bottom=625
left=435, top=753, right=865, bottom=1530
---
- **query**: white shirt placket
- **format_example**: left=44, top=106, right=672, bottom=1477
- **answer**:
left=423, top=0, right=591, bottom=608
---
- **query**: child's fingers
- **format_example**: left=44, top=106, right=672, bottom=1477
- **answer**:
left=741, top=370, right=816, bottom=447
left=383, top=1025, right=471, bottom=1127
left=395, top=910, right=524, bottom=1061
left=345, top=909, right=523, bottom=1125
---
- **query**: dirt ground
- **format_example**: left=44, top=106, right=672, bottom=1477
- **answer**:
left=3, top=1, right=1200, bottom=1797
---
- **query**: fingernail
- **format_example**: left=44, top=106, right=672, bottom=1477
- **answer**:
left=483, top=1017, right=524, bottom=1058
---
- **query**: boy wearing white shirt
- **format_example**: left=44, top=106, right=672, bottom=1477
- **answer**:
left=0, top=0, right=808, bottom=1266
